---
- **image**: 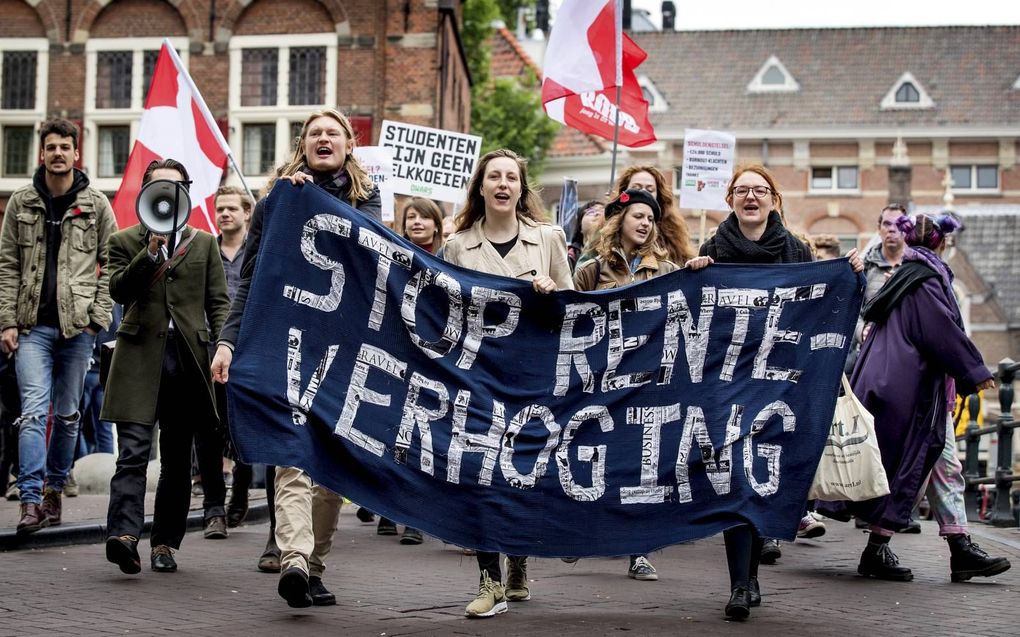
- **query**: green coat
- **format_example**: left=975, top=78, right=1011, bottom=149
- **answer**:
left=101, top=224, right=230, bottom=426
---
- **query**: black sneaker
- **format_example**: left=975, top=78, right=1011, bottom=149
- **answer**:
left=278, top=567, right=312, bottom=608
left=377, top=517, right=398, bottom=536
left=355, top=507, right=375, bottom=523
left=309, top=576, right=336, bottom=606
left=760, top=539, right=782, bottom=564
left=900, top=519, right=922, bottom=534
left=948, top=535, right=1012, bottom=582
left=400, top=527, right=424, bottom=545
left=857, top=542, right=913, bottom=581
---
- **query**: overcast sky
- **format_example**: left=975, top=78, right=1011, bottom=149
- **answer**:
left=558, top=0, right=1020, bottom=30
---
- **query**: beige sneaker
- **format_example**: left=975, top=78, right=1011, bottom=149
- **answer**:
left=504, top=556, right=531, bottom=601
left=464, top=572, right=508, bottom=618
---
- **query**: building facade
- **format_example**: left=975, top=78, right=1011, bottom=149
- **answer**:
left=537, top=26, right=1020, bottom=367
left=0, top=0, right=470, bottom=200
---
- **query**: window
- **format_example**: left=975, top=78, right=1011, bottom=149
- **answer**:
left=96, top=51, right=133, bottom=109
left=229, top=34, right=337, bottom=192
left=747, top=55, right=799, bottom=93
left=97, top=125, right=130, bottom=177
left=141, top=50, right=159, bottom=102
left=288, top=47, right=325, bottom=105
left=950, top=165, right=999, bottom=192
left=881, top=72, right=934, bottom=110
left=241, top=48, right=277, bottom=107
left=243, top=124, right=276, bottom=175
left=1, top=51, right=37, bottom=110
left=895, top=82, right=920, bottom=103
left=810, top=166, right=858, bottom=192
left=2, top=125, right=33, bottom=177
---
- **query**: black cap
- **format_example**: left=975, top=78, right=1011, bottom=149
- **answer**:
left=604, top=189, right=662, bottom=222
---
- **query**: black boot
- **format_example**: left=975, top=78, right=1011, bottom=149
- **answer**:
left=725, top=585, right=751, bottom=620
left=947, top=534, right=1011, bottom=582
left=858, top=542, right=913, bottom=581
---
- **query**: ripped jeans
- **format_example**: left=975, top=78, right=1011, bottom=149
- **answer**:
left=14, top=326, right=95, bottom=504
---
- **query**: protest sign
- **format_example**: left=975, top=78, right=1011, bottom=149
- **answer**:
left=353, top=146, right=395, bottom=222
left=228, top=183, right=864, bottom=557
left=680, top=129, right=736, bottom=211
left=379, top=120, right=482, bottom=205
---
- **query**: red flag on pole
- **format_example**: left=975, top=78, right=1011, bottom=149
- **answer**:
left=111, top=40, right=231, bottom=234
left=542, top=0, right=657, bottom=147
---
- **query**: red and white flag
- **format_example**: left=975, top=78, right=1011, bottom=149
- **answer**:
left=542, top=0, right=657, bottom=147
left=111, top=40, right=231, bottom=234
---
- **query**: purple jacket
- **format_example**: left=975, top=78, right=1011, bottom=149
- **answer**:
left=820, top=255, right=990, bottom=530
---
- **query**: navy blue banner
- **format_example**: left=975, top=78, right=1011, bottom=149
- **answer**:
left=228, top=183, right=864, bottom=557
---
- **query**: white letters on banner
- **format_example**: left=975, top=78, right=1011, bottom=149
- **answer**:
left=380, top=120, right=482, bottom=204
left=679, top=129, right=736, bottom=211
left=353, top=146, right=395, bottom=222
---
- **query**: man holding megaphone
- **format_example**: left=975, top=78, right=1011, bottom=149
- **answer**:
left=102, top=158, right=231, bottom=576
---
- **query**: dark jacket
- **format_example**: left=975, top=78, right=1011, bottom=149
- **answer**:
left=101, top=225, right=230, bottom=426
left=219, top=175, right=381, bottom=347
left=819, top=251, right=991, bottom=530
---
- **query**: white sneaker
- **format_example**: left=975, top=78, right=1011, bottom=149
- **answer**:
left=797, top=512, right=827, bottom=539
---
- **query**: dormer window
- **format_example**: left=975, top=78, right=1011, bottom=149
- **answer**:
left=747, top=56, right=799, bottom=93
left=881, top=72, right=934, bottom=110
left=637, top=75, right=668, bottom=113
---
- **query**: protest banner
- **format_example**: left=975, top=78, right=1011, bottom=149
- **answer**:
left=228, top=182, right=864, bottom=557
left=379, top=120, right=482, bottom=205
left=679, top=129, right=736, bottom=211
left=353, top=146, right=395, bottom=222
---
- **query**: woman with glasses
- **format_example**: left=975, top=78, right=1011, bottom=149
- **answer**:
left=687, top=164, right=862, bottom=620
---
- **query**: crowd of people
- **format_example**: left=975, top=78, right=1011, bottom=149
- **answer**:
left=0, top=112, right=1010, bottom=622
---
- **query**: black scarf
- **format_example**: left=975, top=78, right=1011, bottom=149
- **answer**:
left=711, top=211, right=809, bottom=264
left=861, top=260, right=937, bottom=324
left=301, top=165, right=351, bottom=202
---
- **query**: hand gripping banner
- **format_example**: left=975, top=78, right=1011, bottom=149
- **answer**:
left=228, top=183, right=864, bottom=557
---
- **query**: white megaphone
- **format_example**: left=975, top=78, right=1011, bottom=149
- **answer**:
left=136, top=178, right=192, bottom=237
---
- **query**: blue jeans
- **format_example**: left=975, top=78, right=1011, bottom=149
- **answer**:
left=78, top=368, right=114, bottom=455
left=14, top=326, right=95, bottom=503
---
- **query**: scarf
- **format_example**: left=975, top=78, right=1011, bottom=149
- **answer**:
left=711, top=211, right=809, bottom=264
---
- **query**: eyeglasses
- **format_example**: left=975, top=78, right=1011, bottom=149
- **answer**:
left=732, top=185, right=773, bottom=199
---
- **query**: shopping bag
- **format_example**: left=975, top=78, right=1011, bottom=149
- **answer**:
left=808, top=374, right=891, bottom=501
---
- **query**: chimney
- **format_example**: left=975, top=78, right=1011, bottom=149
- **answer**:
left=623, top=0, right=632, bottom=31
left=662, top=2, right=676, bottom=30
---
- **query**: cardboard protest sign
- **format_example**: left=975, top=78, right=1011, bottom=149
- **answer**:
left=679, top=129, right=736, bottom=211
left=379, top=120, right=482, bottom=205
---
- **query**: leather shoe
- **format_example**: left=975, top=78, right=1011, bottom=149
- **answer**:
left=725, top=585, right=751, bottom=620
left=355, top=506, right=375, bottom=523
left=749, top=576, right=761, bottom=607
left=106, top=535, right=141, bottom=574
left=309, top=576, right=336, bottom=606
left=258, top=535, right=282, bottom=573
left=227, top=492, right=249, bottom=528
left=16, top=502, right=48, bottom=536
left=278, top=567, right=312, bottom=608
left=151, top=545, right=178, bottom=572
left=204, top=515, right=228, bottom=539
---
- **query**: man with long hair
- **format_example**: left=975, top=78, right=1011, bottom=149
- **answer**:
left=211, top=109, right=380, bottom=607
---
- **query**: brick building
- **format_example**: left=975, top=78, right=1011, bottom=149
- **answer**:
left=0, top=0, right=470, bottom=200
left=530, top=25, right=1020, bottom=366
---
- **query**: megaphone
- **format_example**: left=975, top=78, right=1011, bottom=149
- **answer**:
left=136, top=178, right=192, bottom=235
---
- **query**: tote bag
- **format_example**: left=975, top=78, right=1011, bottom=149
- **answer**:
left=808, top=374, right=891, bottom=501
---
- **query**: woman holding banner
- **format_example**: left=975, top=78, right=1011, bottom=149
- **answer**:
left=610, top=165, right=695, bottom=266
left=687, top=163, right=862, bottom=620
left=443, top=148, right=573, bottom=618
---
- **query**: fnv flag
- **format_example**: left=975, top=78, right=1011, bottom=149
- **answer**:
left=111, top=40, right=230, bottom=234
left=228, top=183, right=864, bottom=557
left=542, top=0, right=657, bottom=147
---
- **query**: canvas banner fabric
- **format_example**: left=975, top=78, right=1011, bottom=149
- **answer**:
left=228, top=183, right=864, bottom=557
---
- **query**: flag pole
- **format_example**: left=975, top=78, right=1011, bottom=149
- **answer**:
left=227, top=154, right=257, bottom=204
left=608, top=0, right=624, bottom=190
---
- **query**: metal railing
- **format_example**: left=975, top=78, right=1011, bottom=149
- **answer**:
left=960, top=357, right=1020, bottom=527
